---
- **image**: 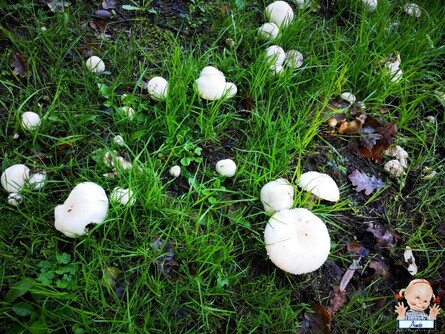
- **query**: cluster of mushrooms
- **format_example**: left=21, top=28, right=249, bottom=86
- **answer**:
left=261, top=171, right=340, bottom=275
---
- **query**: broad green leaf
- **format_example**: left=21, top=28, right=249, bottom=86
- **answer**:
left=12, top=302, right=35, bottom=317
left=5, top=279, right=34, bottom=303
left=122, top=5, right=140, bottom=10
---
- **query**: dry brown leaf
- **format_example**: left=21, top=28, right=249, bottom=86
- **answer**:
left=366, top=223, right=399, bottom=249
left=299, top=304, right=331, bottom=334
left=11, top=52, right=27, bottom=78
left=328, top=286, right=348, bottom=314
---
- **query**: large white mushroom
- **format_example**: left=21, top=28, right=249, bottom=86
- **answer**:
left=54, top=182, right=109, bottom=238
left=265, top=1, right=294, bottom=28
left=146, top=76, right=168, bottom=101
left=260, top=178, right=294, bottom=215
left=264, top=208, right=331, bottom=275
left=22, top=112, right=41, bottom=131
left=298, top=171, right=340, bottom=202
left=1, top=164, right=30, bottom=193
left=195, top=66, right=237, bottom=101
left=258, top=22, right=280, bottom=41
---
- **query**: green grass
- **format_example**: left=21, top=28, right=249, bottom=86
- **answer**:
left=1, top=0, right=444, bottom=333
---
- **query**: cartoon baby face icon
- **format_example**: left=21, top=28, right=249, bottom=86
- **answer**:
left=395, top=279, right=441, bottom=321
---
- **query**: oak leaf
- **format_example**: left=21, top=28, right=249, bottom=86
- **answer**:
left=348, top=169, right=386, bottom=195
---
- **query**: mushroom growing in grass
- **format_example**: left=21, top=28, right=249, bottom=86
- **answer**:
left=258, top=22, right=280, bottom=41
left=215, top=159, right=237, bottom=177
left=54, top=182, right=109, bottom=238
left=110, top=187, right=135, bottom=206
left=265, top=1, right=294, bottom=28
left=169, top=165, right=181, bottom=178
left=298, top=171, right=340, bottom=202
left=21, top=111, right=41, bottom=131
left=284, top=50, right=303, bottom=69
left=265, top=45, right=286, bottom=74
left=28, top=171, right=47, bottom=190
left=362, top=0, right=378, bottom=13
left=1, top=164, right=30, bottom=193
left=146, top=76, right=168, bottom=101
left=340, top=92, right=356, bottom=104
left=260, top=178, right=294, bottom=215
left=404, top=3, right=421, bottom=18
left=86, top=56, right=105, bottom=73
left=195, top=66, right=237, bottom=101
left=8, top=193, right=23, bottom=206
left=264, top=208, right=331, bottom=275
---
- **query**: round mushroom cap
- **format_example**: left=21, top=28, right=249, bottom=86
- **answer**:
left=224, top=82, right=238, bottom=98
left=28, top=171, right=47, bottom=190
left=1, top=164, right=30, bottom=193
left=120, top=106, right=135, bottom=120
left=8, top=192, right=23, bottom=206
left=86, top=56, right=105, bottom=73
left=200, top=66, right=225, bottom=78
left=265, top=208, right=331, bottom=275
left=110, top=187, right=135, bottom=206
left=169, top=165, right=181, bottom=178
left=404, top=3, right=421, bottom=17
left=298, top=171, right=340, bottom=202
left=22, top=112, right=41, bottom=131
left=260, top=178, right=294, bottom=214
left=362, top=0, right=377, bottom=12
left=284, top=50, right=303, bottom=69
left=265, top=45, right=286, bottom=67
left=195, top=73, right=227, bottom=101
left=258, top=22, right=280, bottom=40
left=54, top=182, right=109, bottom=238
left=216, top=159, right=237, bottom=177
left=147, top=76, right=169, bottom=101
left=265, top=1, right=294, bottom=28
left=340, top=92, right=356, bottom=104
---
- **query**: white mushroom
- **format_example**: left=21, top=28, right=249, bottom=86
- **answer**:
left=113, top=135, right=125, bottom=147
left=340, top=92, right=356, bottom=104
left=258, top=22, right=280, bottom=41
left=8, top=192, right=23, bottom=206
left=298, top=171, right=340, bottom=202
left=265, top=1, right=294, bottom=28
left=215, top=159, right=237, bottom=177
left=403, top=246, right=418, bottom=275
left=404, top=3, right=421, bottom=18
left=86, top=56, right=105, bottom=73
left=169, top=165, right=181, bottom=178
left=384, top=159, right=404, bottom=177
left=265, top=45, right=286, bottom=70
left=396, top=147, right=408, bottom=168
left=195, top=66, right=237, bottom=101
left=110, top=187, right=135, bottom=206
left=120, top=106, right=135, bottom=120
left=264, top=208, right=331, bottom=275
left=260, top=178, right=294, bottom=215
left=362, top=0, right=377, bottom=12
left=284, top=50, right=303, bottom=69
left=28, top=171, right=47, bottom=190
left=21, top=112, right=41, bottom=131
left=1, top=164, right=30, bottom=193
left=146, top=76, right=168, bottom=101
left=54, top=182, right=109, bottom=238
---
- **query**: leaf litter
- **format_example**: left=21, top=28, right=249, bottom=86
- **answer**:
left=348, top=169, right=386, bottom=195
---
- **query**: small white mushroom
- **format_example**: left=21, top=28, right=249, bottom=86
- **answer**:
left=224, top=82, right=238, bottom=98
left=8, top=192, right=23, bottom=206
left=422, top=167, right=437, bottom=180
left=404, top=3, right=421, bottom=18
left=424, top=116, right=436, bottom=123
left=284, top=50, right=303, bottom=69
left=169, top=165, right=181, bottom=178
left=396, top=147, right=408, bottom=168
left=260, top=178, right=294, bottom=215
left=258, top=22, right=280, bottom=41
left=86, top=56, right=105, bottom=73
left=28, top=171, right=47, bottom=190
left=21, top=112, right=41, bottom=131
left=265, top=45, right=286, bottom=69
left=362, top=0, right=377, bottom=12
left=146, top=76, right=169, bottom=101
left=1, top=164, right=30, bottom=193
left=298, top=171, right=340, bottom=202
left=216, top=159, right=237, bottom=177
left=110, top=187, right=135, bottom=206
left=54, top=182, right=109, bottom=238
left=120, top=106, right=135, bottom=120
left=195, top=66, right=237, bottom=101
left=340, top=92, right=356, bottom=104
left=264, top=208, right=331, bottom=275
left=113, top=135, right=125, bottom=147
left=265, top=1, right=294, bottom=28
left=384, top=159, right=404, bottom=177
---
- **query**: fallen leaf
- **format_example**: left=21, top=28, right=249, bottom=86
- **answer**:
left=47, top=0, right=70, bottom=12
left=11, top=53, right=27, bottom=78
left=102, top=0, right=117, bottom=9
left=89, top=19, right=107, bottom=33
left=357, top=121, right=397, bottom=161
left=152, top=238, right=177, bottom=277
left=339, top=259, right=359, bottom=292
left=299, top=304, right=331, bottom=334
left=366, top=223, right=398, bottom=249
left=346, top=242, right=369, bottom=257
left=328, top=286, right=348, bottom=314
left=348, top=169, right=386, bottom=195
